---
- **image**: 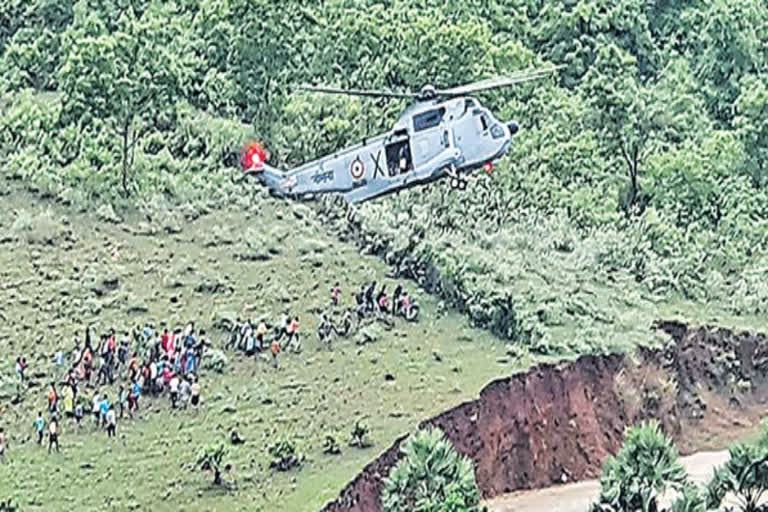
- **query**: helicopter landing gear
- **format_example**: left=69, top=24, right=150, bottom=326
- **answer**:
left=450, top=177, right=467, bottom=191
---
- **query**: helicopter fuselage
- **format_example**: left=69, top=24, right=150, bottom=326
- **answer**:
left=251, top=96, right=518, bottom=203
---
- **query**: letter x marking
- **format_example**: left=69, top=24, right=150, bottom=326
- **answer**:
left=371, top=150, right=384, bottom=179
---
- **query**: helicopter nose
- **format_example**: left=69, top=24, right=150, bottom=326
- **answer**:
left=508, top=122, right=519, bottom=136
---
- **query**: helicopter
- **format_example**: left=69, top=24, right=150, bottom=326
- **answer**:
left=241, top=66, right=562, bottom=204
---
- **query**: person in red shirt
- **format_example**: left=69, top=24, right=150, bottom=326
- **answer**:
left=161, top=328, right=170, bottom=353
left=271, top=337, right=280, bottom=369
left=331, top=283, right=341, bottom=306
left=47, top=382, right=58, bottom=413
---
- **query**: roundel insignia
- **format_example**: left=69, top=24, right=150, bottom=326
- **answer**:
left=350, top=156, right=365, bottom=180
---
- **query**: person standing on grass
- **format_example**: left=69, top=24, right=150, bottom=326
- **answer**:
left=287, top=316, right=300, bottom=353
left=0, top=427, right=6, bottom=461
left=255, top=320, right=267, bottom=352
left=74, top=401, right=84, bottom=427
left=169, top=374, right=180, bottom=409
left=48, top=416, right=60, bottom=454
left=34, top=412, right=46, bottom=445
left=271, top=336, right=281, bottom=369
left=119, top=384, right=129, bottom=420
left=190, top=376, right=201, bottom=410
left=129, top=379, right=142, bottom=416
left=106, top=405, right=116, bottom=438
left=47, top=382, right=58, bottom=414
left=180, top=376, right=191, bottom=409
left=15, top=356, right=27, bottom=394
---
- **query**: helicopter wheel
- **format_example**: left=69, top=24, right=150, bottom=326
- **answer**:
left=450, top=178, right=459, bottom=190
left=458, top=179, right=467, bottom=191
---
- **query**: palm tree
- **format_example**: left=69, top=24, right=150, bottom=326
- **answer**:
left=381, top=427, right=482, bottom=512
left=590, top=420, right=689, bottom=512
left=706, top=422, right=768, bottom=512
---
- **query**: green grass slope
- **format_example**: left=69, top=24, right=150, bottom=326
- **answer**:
left=0, top=184, right=518, bottom=511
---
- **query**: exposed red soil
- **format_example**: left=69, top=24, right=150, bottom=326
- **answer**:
left=321, top=321, right=768, bottom=512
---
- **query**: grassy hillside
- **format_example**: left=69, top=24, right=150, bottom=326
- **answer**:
left=0, top=182, right=521, bottom=511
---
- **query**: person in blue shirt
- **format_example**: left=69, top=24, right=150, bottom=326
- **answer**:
left=185, top=331, right=197, bottom=349
left=129, top=379, right=142, bottom=416
left=185, top=349, right=197, bottom=375
left=98, top=395, right=110, bottom=427
left=33, top=413, right=45, bottom=444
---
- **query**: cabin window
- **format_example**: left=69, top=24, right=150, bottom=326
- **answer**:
left=491, top=124, right=505, bottom=139
left=413, top=107, right=446, bottom=132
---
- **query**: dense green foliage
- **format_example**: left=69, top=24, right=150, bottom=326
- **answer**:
left=1, top=0, right=767, bottom=349
left=382, top=427, right=483, bottom=512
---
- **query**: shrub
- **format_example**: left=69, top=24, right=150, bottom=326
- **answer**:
left=268, top=437, right=303, bottom=472
left=201, top=349, right=227, bottom=374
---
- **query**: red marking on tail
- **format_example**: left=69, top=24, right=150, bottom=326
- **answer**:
left=241, top=141, right=268, bottom=172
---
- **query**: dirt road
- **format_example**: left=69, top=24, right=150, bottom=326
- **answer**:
left=485, top=450, right=730, bottom=512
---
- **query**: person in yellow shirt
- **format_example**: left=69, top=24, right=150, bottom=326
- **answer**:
left=255, top=319, right=268, bottom=352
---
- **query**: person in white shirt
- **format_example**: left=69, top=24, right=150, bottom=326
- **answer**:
left=169, top=375, right=180, bottom=409
left=106, top=406, right=117, bottom=438
left=179, top=377, right=191, bottom=409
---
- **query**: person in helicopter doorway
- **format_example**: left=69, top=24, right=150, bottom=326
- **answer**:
left=398, top=145, right=409, bottom=174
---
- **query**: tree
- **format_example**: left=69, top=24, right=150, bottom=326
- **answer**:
left=734, top=74, right=768, bottom=189
left=196, top=442, right=229, bottom=486
left=585, top=49, right=708, bottom=216
left=382, top=427, right=483, bottom=512
left=590, top=421, right=688, bottom=512
left=706, top=422, right=768, bottom=512
left=683, top=0, right=768, bottom=126
left=57, top=0, right=188, bottom=196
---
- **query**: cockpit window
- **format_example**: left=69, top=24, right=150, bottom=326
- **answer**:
left=491, top=124, right=505, bottom=139
left=413, top=107, right=446, bottom=132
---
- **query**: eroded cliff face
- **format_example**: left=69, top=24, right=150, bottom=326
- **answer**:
left=322, top=322, right=768, bottom=512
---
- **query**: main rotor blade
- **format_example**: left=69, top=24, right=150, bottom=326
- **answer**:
left=299, top=85, right=417, bottom=99
left=435, top=66, right=564, bottom=97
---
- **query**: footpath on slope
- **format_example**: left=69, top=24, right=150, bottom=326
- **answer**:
left=485, top=450, right=730, bottom=512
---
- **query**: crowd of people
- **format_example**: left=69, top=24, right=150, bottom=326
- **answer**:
left=226, top=281, right=421, bottom=359
left=3, top=322, right=208, bottom=458
left=351, top=281, right=419, bottom=320
left=0, top=281, right=422, bottom=461
left=226, top=311, right=302, bottom=368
